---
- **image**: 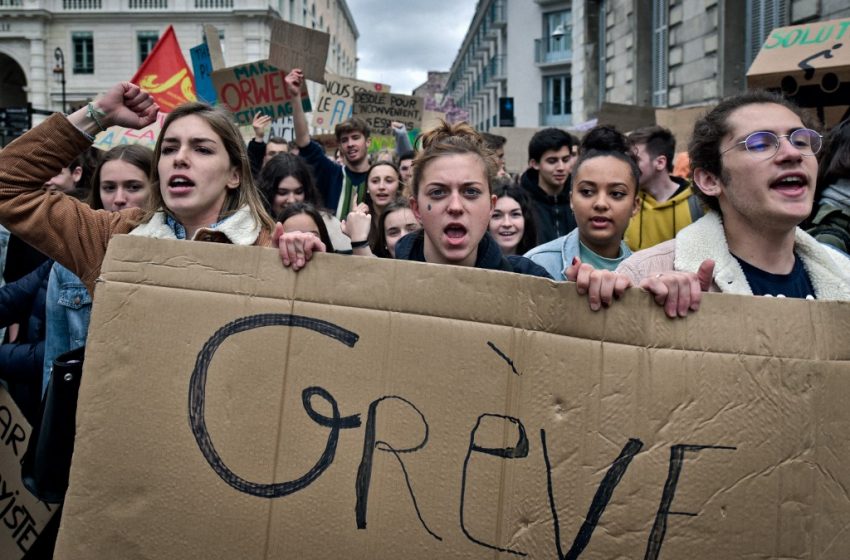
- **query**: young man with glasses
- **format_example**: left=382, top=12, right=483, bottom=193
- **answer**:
left=612, top=90, right=850, bottom=305
left=566, top=91, right=850, bottom=317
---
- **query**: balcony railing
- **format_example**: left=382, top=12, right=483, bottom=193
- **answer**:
left=129, top=0, right=166, bottom=7
left=534, top=31, right=572, bottom=64
left=539, top=100, right=572, bottom=126
left=488, top=54, right=506, bottom=81
left=63, top=0, right=102, bottom=8
left=194, top=0, right=232, bottom=8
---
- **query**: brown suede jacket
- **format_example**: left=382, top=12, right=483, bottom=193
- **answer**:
left=0, top=114, right=271, bottom=294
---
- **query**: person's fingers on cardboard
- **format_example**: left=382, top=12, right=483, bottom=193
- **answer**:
left=575, top=263, right=593, bottom=297
left=676, top=276, right=693, bottom=317
left=271, top=222, right=283, bottom=249
left=595, top=272, right=613, bottom=308
left=586, top=270, right=604, bottom=312
left=697, top=259, right=715, bottom=292
left=613, top=273, right=631, bottom=299
left=564, top=256, right=581, bottom=282
left=663, top=278, right=681, bottom=319
left=688, top=273, right=703, bottom=312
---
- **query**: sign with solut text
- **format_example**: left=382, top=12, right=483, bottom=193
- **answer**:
left=54, top=236, right=850, bottom=559
left=211, top=60, right=312, bottom=127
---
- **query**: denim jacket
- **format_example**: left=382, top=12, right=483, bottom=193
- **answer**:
left=42, top=262, right=92, bottom=396
left=524, top=229, right=632, bottom=280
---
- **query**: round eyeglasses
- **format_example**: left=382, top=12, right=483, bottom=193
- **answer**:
left=720, top=128, right=823, bottom=160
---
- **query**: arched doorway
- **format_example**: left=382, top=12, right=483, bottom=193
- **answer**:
left=0, top=51, right=27, bottom=107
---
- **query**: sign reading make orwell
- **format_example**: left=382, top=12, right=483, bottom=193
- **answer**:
left=54, top=236, right=850, bottom=559
left=353, top=91, right=423, bottom=134
left=211, top=60, right=312, bottom=126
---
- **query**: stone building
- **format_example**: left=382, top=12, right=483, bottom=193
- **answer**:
left=0, top=0, right=357, bottom=121
left=443, top=0, right=850, bottom=130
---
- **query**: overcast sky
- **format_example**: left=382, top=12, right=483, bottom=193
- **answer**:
left=346, top=0, right=478, bottom=94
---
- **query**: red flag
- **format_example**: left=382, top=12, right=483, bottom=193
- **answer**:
left=131, top=25, right=197, bottom=111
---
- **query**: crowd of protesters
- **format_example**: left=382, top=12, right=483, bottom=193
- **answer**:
left=0, top=65, right=848, bottom=557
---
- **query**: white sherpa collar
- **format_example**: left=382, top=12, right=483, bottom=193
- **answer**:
left=129, top=205, right=261, bottom=246
left=673, top=212, right=850, bottom=299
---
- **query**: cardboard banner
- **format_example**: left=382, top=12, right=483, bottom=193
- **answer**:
left=313, top=73, right=390, bottom=130
left=0, top=387, right=57, bottom=559
left=92, top=111, right=167, bottom=151
left=203, top=24, right=225, bottom=72
left=747, top=17, right=850, bottom=126
left=211, top=60, right=312, bottom=126
left=268, top=20, right=330, bottom=84
left=353, top=91, right=424, bottom=134
left=54, top=236, right=850, bottom=559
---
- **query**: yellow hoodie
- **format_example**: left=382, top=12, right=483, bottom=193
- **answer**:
left=625, top=178, right=705, bottom=251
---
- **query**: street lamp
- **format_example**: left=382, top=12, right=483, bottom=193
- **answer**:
left=53, top=47, right=66, bottom=114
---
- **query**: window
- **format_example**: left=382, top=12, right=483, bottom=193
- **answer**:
left=542, top=74, right=571, bottom=126
left=542, top=9, right=571, bottom=61
left=72, top=31, right=94, bottom=74
left=651, top=0, right=668, bottom=106
left=137, top=31, right=159, bottom=66
left=746, top=0, right=788, bottom=68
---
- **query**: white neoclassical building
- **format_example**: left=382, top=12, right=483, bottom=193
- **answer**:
left=0, top=0, right=358, bottom=130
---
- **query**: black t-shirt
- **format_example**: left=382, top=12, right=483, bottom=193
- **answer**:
left=733, top=253, right=815, bottom=299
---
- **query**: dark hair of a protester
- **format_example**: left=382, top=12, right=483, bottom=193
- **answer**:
left=398, top=150, right=415, bottom=164
left=335, top=117, right=371, bottom=142
left=688, top=89, right=815, bottom=213
left=528, top=127, right=574, bottom=162
left=374, top=196, right=412, bottom=258
left=276, top=202, right=335, bottom=252
left=258, top=152, right=323, bottom=214
left=629, top=125, right=676, bottom=172
left=816, top=118, right=850, bottom=195
left=572, top=125, right=641, bottom=189
left=481, top=132, right=507, bottom=151
left=143, top=102, right=275, bottom=231
left=411, top=120, right=496, bottom=197
left=86, top=144, right=153, bottom=210
left=268, top=136, right=288, bottom=147
left=492, top=181, right=540, bottom=255
left=70, top=146, right=103, bottom=201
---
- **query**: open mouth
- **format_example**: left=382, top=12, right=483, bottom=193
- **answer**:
left=589, top=216, right=611, bottom=228
left=168, top=176, right=195, bottom=193
left=444, top=224, right=468, bottom=246
left=770, top=174, right=807, bottom=195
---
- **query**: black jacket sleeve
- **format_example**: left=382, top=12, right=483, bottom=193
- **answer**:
left=0, top=259, right=52, bottom=328
left=247, top=139, right=267, bottom=179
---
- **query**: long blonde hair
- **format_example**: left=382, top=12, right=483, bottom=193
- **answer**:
left=410, top=121, right=497, bottom=197
left=139, top=102, right=275, bottom=234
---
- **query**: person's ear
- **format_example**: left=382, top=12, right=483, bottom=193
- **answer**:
left=631, top=194, right=640, bottom=217
left=410, top=196, right=421, bottom=221
left=655, top=155, right=668, bottom=172
left=70, top=166, right=83, bottom=185
left=226, top=166, right=241, bottom=190
left=529, top=159, right=540, bottom=171
left=693, top=167, right=722, bottom=197
left=490, top=193, right=497, bottom=212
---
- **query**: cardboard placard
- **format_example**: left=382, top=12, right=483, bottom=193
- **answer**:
left=353, top=91, right=424, bottom=135
left=53, top=236, right=850, bottom=559
left=92, top=111, right=167, bottom=151
left=313, top=73, right=390, bottom=130
left=203, top=24, right=225, bottom=71
left=747, top=17, right=850, bottom=126
left=0, top=387, right=57, bottom=559
left=211, top=60, right=312, bottom=126
left=268, top=20, right=330, bottom=84
left=596, top=102, right=656, bottom=132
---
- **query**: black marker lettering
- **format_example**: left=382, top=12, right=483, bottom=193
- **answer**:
left=5, top=422, right=25, bottom=457
left=644, top=444, right=736, bottom=560
left=542, top=430, right=642, bottom=560
left=189, top=313, right=361, bottom=498
left=355, top=396, right=440, bottom=540
left=461, top=414, right=529, bottom=556
left=487, top=341, right=521, bottom=375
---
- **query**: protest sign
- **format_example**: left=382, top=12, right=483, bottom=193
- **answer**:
left=268, top=19, right=330, bottom=84
left=313, top=73, right=390, bottom=130
left=190, top=42, right=217, bottom=104
left=203, top=24, right=225, bottom=71
left=353, top=91, right=424, bottom=134
left=54, top=236, right=850, bottom=559
left=747, top=17, right=850, bottom=126
left=0, top=387, right=57, bottom=559
left=211, top=60, right=312, bottom=126
left=93, top=110, right=167, bottom=151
